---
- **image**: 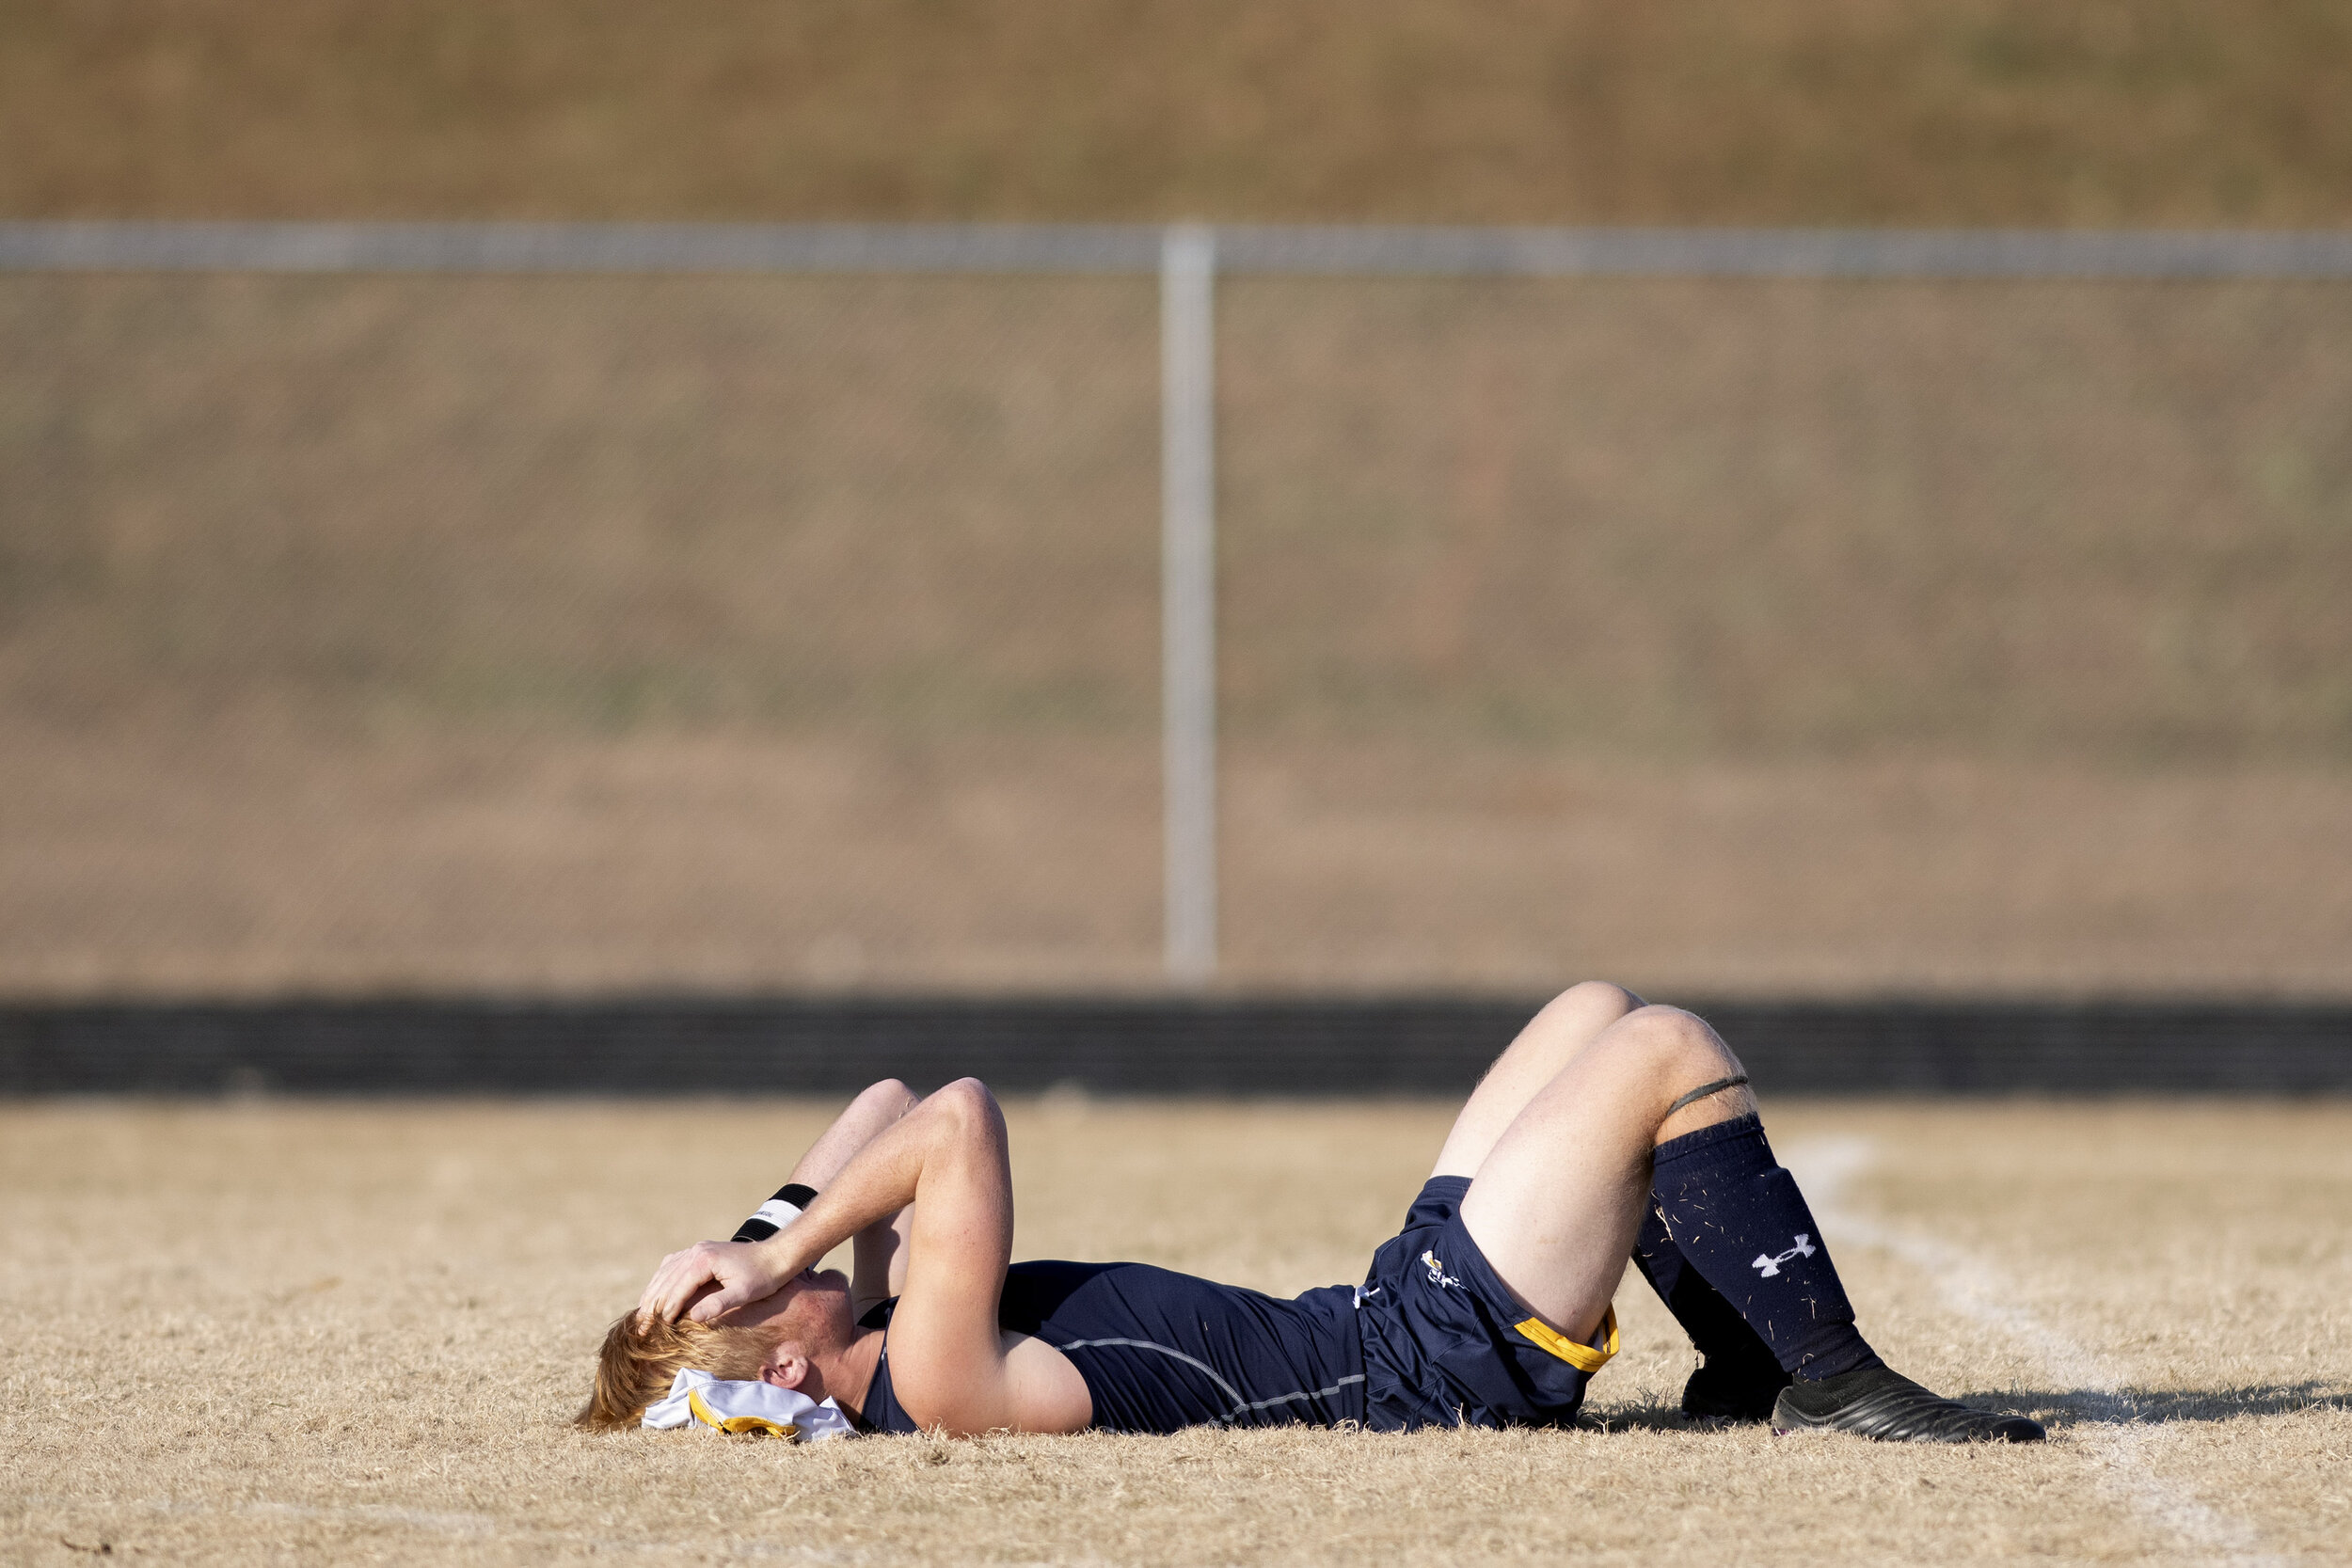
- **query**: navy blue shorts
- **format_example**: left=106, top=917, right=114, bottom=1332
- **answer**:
left=1355, top=1176, right=1619, bottom=1432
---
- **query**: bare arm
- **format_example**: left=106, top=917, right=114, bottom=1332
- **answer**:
left=785, top=1079, right=920, bottom=1313
left=641, top=1078, right=1004, bottom=1324
left=636, top=1078, right=1089, bottom=1434
left=787, top=1079, right=920, bottom=1189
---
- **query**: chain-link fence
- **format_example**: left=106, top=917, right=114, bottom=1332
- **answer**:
left=5, top=228, right=2350, bottom=997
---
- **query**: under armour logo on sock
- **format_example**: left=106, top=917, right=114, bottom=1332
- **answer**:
left=1751, top=1234, right=1817, bottom=1277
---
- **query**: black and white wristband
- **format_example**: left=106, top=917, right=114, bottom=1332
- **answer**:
left=732, top=1182, right=818, bottom=1243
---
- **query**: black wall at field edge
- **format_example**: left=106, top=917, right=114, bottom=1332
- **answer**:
left=2, top=997, right=2348, bottom=1096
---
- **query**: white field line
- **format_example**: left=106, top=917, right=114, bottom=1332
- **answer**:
left=1781, top=1135, right=2281, bottom=1568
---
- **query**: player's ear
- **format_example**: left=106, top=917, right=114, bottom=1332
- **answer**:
left=759, top=1348, right=814, bottom=1391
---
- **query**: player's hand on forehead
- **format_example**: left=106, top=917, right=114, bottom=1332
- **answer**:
left=638, top=1238, right=791, bottom=1323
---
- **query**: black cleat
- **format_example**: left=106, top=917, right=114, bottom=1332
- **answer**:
left=1682, top=1360, right=1792, bottom=1424
left=1771, top=1365, right=2045, bottom=1443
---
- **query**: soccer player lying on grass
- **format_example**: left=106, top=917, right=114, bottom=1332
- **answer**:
left=592, top=983, right=2043, bottom=1443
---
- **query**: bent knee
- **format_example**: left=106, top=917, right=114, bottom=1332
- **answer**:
left=1540, top=979, right=1647, bottom=1023
left=1607, top=1005, right=1738, bottom=1077
left=930, top=1076, right=1004, bottom=1122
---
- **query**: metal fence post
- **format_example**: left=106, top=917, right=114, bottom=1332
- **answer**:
left=1160, top=225, right=1218, bottom=983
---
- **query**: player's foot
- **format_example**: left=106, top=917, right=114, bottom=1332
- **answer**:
left=1681, top=1360, right=1791, bottom=1424
left=1771, top=1365, right=2045, bottom=1443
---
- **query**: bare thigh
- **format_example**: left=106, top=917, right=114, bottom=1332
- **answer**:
left=1431, top=981, right=1645, bottom=1180
left=1456, top=1006, right=1750, bottom=1340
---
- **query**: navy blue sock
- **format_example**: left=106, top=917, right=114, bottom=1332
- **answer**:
left=1629, top=1205, right=1786, bottom=1383
left=1648, top=1114, right=1883, bottom=1382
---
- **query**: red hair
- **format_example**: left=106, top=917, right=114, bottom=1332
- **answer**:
left=576, top=1313, right=776, bottom=1432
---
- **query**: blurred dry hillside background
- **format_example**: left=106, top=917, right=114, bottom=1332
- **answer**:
left=4, top=2, right=2350, bottom=998
left=5, top=0, right=2351, bottom=224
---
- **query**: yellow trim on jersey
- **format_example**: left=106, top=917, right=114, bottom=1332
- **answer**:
left=687, top=1386, right=800, bottom=1439
left=1514, top=1304, right=1619, bottom=1373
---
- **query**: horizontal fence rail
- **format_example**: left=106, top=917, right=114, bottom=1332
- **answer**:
left=7, top=222, right=2352, bottom=278
left=4, top=999, right=2348, bottom=1097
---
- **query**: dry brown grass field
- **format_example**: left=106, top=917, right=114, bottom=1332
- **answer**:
left=5, top=0, right=2351, bottom=225
left=6, top=273, right=2350, bottom=996
left=4, top=1095, right=2347, bottom=1564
